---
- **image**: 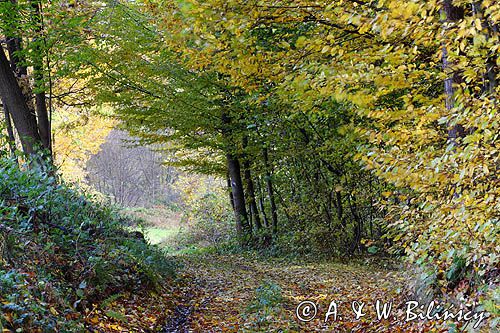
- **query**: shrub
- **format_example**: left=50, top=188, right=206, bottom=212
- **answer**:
left=174, top=190, right=235, bottom=248
left=0, top=154, right=175, bottom=331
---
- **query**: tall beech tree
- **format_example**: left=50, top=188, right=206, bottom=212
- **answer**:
left=0, top=0, right=50, bottom=155
left=30, top=0, right=51, bottom=151
left=1, top=0, right=88, bottom=156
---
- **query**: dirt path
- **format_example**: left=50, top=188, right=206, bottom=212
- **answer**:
left=161, top=252, right=436, bottom=332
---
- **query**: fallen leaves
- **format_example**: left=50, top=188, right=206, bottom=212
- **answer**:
left=2, top=251, right=476, bottom=332
left=162, top=252, right=437, bottom=332
left=83, top=287, right=175, bottom=332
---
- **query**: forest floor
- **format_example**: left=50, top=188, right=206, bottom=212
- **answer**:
left=88, top=250, right=458, bottom=332
left=96, top=210, right=445, bottom=332
left=157, top=252, right=442, bottom=333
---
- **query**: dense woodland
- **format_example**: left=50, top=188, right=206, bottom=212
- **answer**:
left=0, top=0, right=498, bottom=331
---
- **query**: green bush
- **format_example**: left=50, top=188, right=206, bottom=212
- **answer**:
left=174, top=191, right=235, bottom=248
left=0, top=155, right=175, bottom=331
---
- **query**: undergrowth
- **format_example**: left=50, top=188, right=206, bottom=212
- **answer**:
left=0, top=155, right=175, bottom=332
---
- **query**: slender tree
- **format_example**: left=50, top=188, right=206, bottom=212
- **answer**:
left=0, top=48, right=41, bottom=154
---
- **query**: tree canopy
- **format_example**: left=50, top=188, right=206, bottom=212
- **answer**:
left=1, top=0, right=498, bottom=324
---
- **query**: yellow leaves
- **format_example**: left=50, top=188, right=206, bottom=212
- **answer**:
left=175, top=253, right=412, bottom=331
left=358, top=23, right=371, bottom=35
left=482, top=164, right=490, bottom=175
left=143, top=1, right=500, bottom=307
left=474, top=18, right=482, bottom=31
left=349, top=14, right=362, bottom=26
left=400, top=2, right=419, bottom=20
left=388, top=1, right=418, bottom=24
left=295, top=36, right=307, bottom=48
left=108, top=324, right=123, bottom=331
left=349, top=92, right=375, bottom=108
left=53, top=107, right=115, bottom=182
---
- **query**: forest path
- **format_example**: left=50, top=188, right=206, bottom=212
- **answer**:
left=160, top=252, right=431, bottom=332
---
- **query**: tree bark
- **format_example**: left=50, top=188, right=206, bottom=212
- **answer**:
left=348, top=194, right=362, bottom=253
left=4, top=0, right=27, bottom=77
left=0, top=48, right=41, bottom=154
left=31, top=0, right=51, bottom=152
left=1, top=100, right=17, bottom=157
left=6, top=37, right=27, bottom=77
left=227, top=174, right=235, bottom=211
left=221, top=108, right=251, bottom=240
left=263, top=147, right=278, bottom=235
left=244, top=164, right=261, bottom=231
left=334, top=190, right=345, bottom=229
left=227, top=153, right=251, bottom=238
left=256, top=178, right=269, bottom=228
left=242, top=136, right=262, bottom=232
left=34, top=72, right=50, bottom=151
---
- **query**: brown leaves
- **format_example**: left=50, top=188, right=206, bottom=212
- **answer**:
left=161, top=252, right=437, bottom=332
left=84, top=287, right=175, bottom=332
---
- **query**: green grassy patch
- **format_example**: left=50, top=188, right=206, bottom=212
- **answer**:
left=143, top=226, right=180, bottom=245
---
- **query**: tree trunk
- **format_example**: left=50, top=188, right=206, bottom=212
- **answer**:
left=0, top=48, right=41, bottom=154
left=227, top=174, right=235, bottom=211
left=243, top=161, right=262, bottom=231
left=442, top=0, right=465, bottom=141
left=263, top=147, right=278, bottom=235
left=4, top=0, right=27, bottom=78
left=334, top=190, right=345, bottom=229
left=31, top=0, right=51, bottom=152
left=227, top=153, right=251, bottom=238
left=6, top=37, right=27, bottom=77
left=348, top=194, right=363, bottom=253
left=1, top=100, right=17, bottom=157
left=256, top=178, right=269, bottom=228
left=34, top=74, right=50, bottom=151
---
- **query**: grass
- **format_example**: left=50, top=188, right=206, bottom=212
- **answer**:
left=142, top=226, right=180, bottom=245
left=121, top=206, right=184, bottom=245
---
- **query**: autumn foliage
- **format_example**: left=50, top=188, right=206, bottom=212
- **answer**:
left=125, top=0, right=498, bottom=311
left=1, top=0, right=498, bottom=330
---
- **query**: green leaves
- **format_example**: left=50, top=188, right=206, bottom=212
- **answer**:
left=0, top=155, right=176, bottom=331
left=36, top=0, right=498, bottom=321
